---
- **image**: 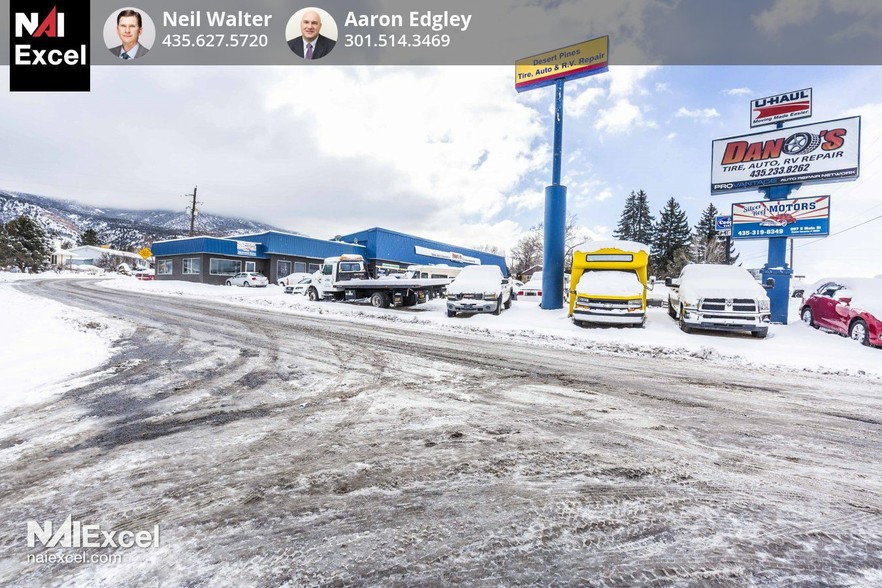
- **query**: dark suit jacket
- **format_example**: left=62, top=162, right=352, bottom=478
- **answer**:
left=109, top=44, right=150, bottom=59
left=288, top=34, right=335, bottom=59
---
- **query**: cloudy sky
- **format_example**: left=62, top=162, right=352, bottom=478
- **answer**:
left=1, top=1, right=881, bottom=280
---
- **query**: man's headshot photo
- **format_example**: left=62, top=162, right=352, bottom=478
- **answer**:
left=286, top=8, right=337, bottom=60
left=105, top=8, right=154, bottom=60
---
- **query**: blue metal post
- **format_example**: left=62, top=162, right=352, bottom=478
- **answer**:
left=542, top=79, right=566, bottom=310
left=760, top=124, right=795, bottom=324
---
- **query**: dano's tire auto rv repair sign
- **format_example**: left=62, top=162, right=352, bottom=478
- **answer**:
left=711, top=117, right=860, bottom=195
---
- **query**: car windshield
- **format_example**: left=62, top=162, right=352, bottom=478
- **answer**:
left=297, top=277, right=312, bottom=284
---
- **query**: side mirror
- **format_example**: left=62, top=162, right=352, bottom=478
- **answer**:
left=838, top=297, right=852, bottom=305
left=764, top=278, right=775, bottom=289
left=664, top=277, right=674, bottom=288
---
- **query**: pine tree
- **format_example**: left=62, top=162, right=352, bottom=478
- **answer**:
left=690, top=202, right=721, bottom=264
left=613, top=190, right=654, bottom=245
left=651, top=197, right=691, bottom=276
left=1, top=216, right=52, bottom=272
left=78, top=228, right=101, bottom=246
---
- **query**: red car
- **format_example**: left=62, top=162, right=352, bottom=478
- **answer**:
left=760, top=213, right=797, bottom=227
left=800, top=278, right=882, bottom=347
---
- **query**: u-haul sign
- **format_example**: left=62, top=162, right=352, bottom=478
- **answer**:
left=751, top=88, right=812, bottom=128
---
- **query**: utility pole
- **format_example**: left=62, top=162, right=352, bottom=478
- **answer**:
left=789, top=238, right=794, bottom=271
left=184, top=186, right=201, bottom=237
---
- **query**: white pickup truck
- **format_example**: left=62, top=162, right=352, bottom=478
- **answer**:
left=666, top=264, right=773, bottom=338
left=306, top=254, right=450, bottom=309
left=446, top=265, right=514, bottom=317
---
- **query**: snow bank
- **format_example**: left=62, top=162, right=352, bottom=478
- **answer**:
left=0, top=276, right=131, bottom=412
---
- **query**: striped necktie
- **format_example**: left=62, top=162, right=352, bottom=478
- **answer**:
left=306, top=43, right=313, bottom=59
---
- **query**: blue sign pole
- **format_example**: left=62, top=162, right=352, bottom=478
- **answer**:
left=761, top=123, right=795, bottom=324
left=542, top=79, right=567, bottom=310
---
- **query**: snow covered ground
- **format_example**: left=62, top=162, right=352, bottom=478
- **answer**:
left=2, top=271, right=877, bottom=416
left=90, top=274, right=881, bottom=378
left=0, top=274, right=132, bottom=411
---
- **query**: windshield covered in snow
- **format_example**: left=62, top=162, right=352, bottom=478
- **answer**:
left=576, top=270, right=643, bottom=297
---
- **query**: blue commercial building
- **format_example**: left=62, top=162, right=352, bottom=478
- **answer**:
left=151, top=228, right=507, bottom=285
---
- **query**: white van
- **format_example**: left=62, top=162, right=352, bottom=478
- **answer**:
left=406, top=264, right=462, bottom=280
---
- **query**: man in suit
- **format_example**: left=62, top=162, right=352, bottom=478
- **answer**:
left=288, top=10, right=335, bottom=60
left=109, top=9, right=150, bottom=60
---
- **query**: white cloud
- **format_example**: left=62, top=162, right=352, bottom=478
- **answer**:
left=753, top=0, right=823, bottom=34
left=674, top=107, right=720, bottom=121
left=595, top=189, right=614, bottom=202
left=264, top=66, right=548, bottom=239
left=665, top=132, right=677, bottom=140
left=595, top=99, right=656, bottom=134
left=753, top=0, right=882, bottom=36
left=565, top=87, right=605, bottom=118
left=724, top=88, right=753, bottom=96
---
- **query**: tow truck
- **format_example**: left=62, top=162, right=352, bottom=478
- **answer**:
left=306, top=254, right=451, bottom=308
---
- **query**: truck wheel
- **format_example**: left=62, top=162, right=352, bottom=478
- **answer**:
left=307, top=287, right=320, bottom=302
left=447, top=309, right=457, bottom=318
left=678, top=306, right=692, bottom=334
left=504, top=297, right=512, bottom=310
left=370, top=291, right=390, bottom=309
left=668, top=298, right=677, bottom=319
left=751, top=328, right=768, bottom=339
left=225, top=280, right=232, bottom=286
left=493, top=299, right=502, bottom=315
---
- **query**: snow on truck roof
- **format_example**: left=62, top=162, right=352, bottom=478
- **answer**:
left=572, top=240, right=650, bottom=255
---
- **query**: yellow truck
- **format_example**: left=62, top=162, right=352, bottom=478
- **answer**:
left=569, top=241, right=652, bottom=327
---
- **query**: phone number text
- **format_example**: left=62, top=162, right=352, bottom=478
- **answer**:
left=343, top=34, right=451, bottom=48
left=162, top=34, right=268, bottom=48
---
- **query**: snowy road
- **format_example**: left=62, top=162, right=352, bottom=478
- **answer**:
left=3, top=279, right=882, bottom=586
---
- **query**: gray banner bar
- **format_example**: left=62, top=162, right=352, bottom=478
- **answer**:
left=3, top=0, right=880, bottom=65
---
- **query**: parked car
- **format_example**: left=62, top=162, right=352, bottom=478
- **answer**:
left=518, top=271, right=543, bottom=298
left=226, top=272, right=269, bottom=287
left=285, top=275, right=316, bottom=295
left=518, top=271, right=570, bottom=304
left=666, top=264, right=772, bottom=338
left=800, top=278, right=882, bottom=347
left=278, top=272, right=313, bottom=287
left=446, top=265, right=512, bottom=317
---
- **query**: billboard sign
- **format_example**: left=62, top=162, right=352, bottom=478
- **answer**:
left=731, top=195, right=830, bottom=240
left=236, top=241, right=257, bottom=257
left=711, top=116, right=860, bottom=194
left=750, top=88, right=812, bottom=128
left=714, top=215, right=732, bottom=236
left=515, top=36, right=608, bottom=93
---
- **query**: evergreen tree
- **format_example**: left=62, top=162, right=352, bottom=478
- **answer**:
left=1, top=216, right=52, bottom=272
left=613, top=189, right=654, bottom=245
left=78, top=228, right=101, bottom=246
left=690, top=202, right=722, bottom=264
left=651, top=197, right=691, bottom=276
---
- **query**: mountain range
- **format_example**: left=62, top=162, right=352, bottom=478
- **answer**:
left=0, top=189, right=295, bottom=250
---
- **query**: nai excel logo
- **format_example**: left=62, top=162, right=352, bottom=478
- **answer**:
left=10, top=0, right=90, bottom=91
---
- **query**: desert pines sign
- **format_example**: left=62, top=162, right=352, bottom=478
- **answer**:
left=711, top=117, right=860, bottom=194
